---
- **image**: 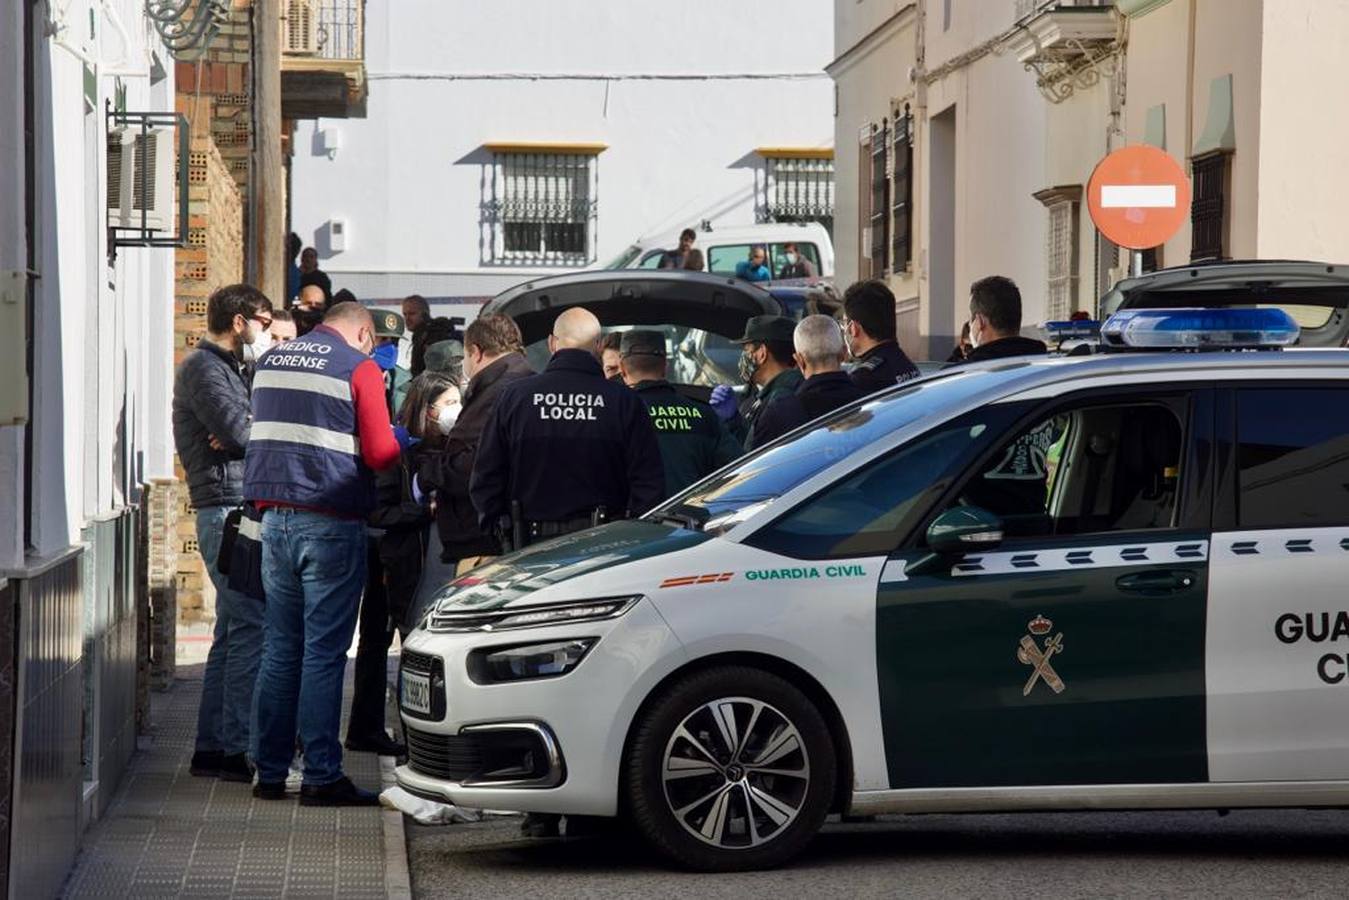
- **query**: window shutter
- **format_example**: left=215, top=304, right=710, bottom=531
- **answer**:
left=869, top=121, right=890, bottom=278
left=891, top=108, right=913, bottom=272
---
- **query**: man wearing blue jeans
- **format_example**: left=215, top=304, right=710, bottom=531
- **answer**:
left=245, top=301, right=407, bottom=805
left=171, top=283, right=274, bottom=782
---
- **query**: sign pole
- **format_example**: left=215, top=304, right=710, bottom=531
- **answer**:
left=1132, top=249, right=1144, bottom=278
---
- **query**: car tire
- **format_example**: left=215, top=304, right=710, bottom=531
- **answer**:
left=624, top=665, right=836, bottom=872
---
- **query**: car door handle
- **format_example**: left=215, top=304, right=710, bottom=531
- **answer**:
left=1116, top=570, right=1198, bottom=594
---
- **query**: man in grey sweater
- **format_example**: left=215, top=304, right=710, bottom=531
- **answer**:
left=172, top=283, right=273, bottom=783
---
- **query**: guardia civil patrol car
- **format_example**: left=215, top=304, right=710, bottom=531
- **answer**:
left=397, top=305, right=1349, bottom=871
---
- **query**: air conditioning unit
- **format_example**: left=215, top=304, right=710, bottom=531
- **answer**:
left=282, top=0, right=318, bottom=55
left=107, top=126, right=176, bottom=232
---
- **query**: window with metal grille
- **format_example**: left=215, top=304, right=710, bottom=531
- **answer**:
left=1045, top=200, right=1078, bottom=321
left=1190, top=151, right=1229, bottom=262
left=763, top=155, right=834, bottom=234
left=870, top=120, right=890, bottom=279
left=488, top=152, right=598, bottom=265
left=891, top=109, right=913, bottom=272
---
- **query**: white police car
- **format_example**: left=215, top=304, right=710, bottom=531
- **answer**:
left=397, top=308, right=1349, bottom=871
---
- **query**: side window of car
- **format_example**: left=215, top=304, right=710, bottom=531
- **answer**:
left=707, top=244, right=752, bottom=274
left=768, top=243, right=821, bottom=277
left=745, top=406, right=1022, bottom=560
left=1236, top=386, right=1349, bottom=528
left=638, top=251, right=665, bottom=269
left=949, top=397, right=1189, bottom=539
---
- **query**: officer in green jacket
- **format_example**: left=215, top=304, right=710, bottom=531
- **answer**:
left=620, top=331, right=744, bottom=500
left=708, top=315, right=805, bottom=450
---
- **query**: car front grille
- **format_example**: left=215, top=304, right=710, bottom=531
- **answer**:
left=405, top=724, right=563, bottom=787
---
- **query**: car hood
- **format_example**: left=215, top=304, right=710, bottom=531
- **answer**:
left=1104, top=260, right=1349, bottom=347
left=429, top=520, right=711, bottom=613
left=484, top=271, right=784, bottom=345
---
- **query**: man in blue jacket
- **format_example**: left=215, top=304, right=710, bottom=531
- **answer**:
left=171, top=283, right=273, bottom=783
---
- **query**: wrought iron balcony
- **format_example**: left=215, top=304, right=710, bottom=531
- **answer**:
left=1006, top=0, right=1119, bottom=104
left=280, top=0, right=367, bottom=119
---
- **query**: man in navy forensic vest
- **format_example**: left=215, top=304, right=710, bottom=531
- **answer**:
left=244, top=301, right=409, bottom=806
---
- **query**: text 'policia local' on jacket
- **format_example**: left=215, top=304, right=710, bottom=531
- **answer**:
left=172, top=339, right=253, bottom=508
left=470, top=348, right=665, bottom=526
left=633, top=379, right=743, bottom=500
left=243, top=324, right=401, bottom=518
left=415, top=352, right=534, bottom=560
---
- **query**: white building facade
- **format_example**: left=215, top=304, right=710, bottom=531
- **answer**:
left=1, top=2, right=178, bottom=895
left=290, top=0, right=836, bottom=306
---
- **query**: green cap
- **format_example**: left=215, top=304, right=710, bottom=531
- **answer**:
left=372, top=309, right=405, bottom=339
left=733, top=314, right=796, bottom=345
left=619, top=330, right=667, bottom=358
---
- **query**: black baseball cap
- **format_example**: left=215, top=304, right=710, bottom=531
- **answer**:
left=733, top=314, right=796, bottom=345
left=619, top=330, right=667, bottom=358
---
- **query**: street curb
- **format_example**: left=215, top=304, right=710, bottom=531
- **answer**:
left=380, top=755, right=414, bottom=900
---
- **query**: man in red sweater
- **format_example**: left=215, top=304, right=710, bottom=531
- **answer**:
left=245, top=301, right=409, bottom=805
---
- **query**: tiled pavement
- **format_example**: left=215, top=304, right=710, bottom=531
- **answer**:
left=61, top=664, right=407, bottom=899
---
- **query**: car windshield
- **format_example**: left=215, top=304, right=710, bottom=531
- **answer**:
left=651, top=367, right=1003, bottom=530
left=603, top=244, right=643, bottom=269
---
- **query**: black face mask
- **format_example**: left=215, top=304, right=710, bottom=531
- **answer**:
left=293, top=308, right=323, bottom=336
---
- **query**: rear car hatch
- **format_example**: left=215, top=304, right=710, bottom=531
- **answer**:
left=1102, top=260, right=1349, bottom=348
left=485, top=270, right=784, bottom=345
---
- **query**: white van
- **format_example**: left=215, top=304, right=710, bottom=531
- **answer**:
left=604, top=222, right=835, bottom=280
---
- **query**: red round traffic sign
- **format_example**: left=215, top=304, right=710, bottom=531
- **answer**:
left=1086, top=145, right=1191, bottom=250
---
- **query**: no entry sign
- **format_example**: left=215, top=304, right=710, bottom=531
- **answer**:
left=1086, top=145, right=1191, bottom=250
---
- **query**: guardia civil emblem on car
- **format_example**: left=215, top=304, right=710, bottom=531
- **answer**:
left=1017, top=615, right=1065, bottom=696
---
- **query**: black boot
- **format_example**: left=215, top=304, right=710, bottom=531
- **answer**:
left=343, top=732, right=407, bottom=757
left=299, top=775, right=380, bottom=807
left=253, top=781, right=288, bottom=801
left=218, top=753, right=255, bottom=783
left=189, top=750, right=223, bottom=777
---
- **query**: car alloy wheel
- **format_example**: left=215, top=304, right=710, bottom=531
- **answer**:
left=661, top=697, right=811, bottom=849
left=626, top=665, right=836, bottom=871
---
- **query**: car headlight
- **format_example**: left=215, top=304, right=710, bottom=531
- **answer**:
left=427, top=595, right=641, bottom=633
left=467, top=638, right=597, bottom=684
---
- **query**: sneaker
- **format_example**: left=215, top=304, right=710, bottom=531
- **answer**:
left=299, top=775, right=380, bottom=807
left=520, top=813, right=561, bottom=838
left=253, top=781, right=288, bottom=801
left=343, top=732, right=407, bottom=757
left=189, top=750, right=223, bottom=777
left=218, top=753, right=255, bottom=783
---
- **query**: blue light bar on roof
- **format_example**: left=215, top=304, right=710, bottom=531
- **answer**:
left=1100, top=307, right=1300, bottom=350
left=1044, top=320, right=1101, bottom=341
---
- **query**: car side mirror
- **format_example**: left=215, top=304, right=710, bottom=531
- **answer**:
left=905, top=506, right=1004, bottom=576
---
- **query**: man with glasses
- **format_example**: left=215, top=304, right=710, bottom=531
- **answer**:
left=749, top=315, right=865, bottom=447
left=172, top=284, right=274, bottom=785
left=841, top=280, right=919, bottom=393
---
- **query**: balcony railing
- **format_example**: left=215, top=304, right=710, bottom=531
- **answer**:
left=281, top=0, right=363, bottom=62
left=1016, top=0, right=1112, bottom=22
left=315, top=0, right=363, bottom=61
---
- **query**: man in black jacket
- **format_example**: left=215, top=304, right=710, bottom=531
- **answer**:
left=619, top=330, right=742, bottom=499
left=945, top=275, right=1048, bottom=367
left=842, top=280, right=920, bottom=393
left=415, top=314, right=534, bottom=570
left=752, top=314, right=865, bottom=447
left=171, top=283, right=272, bottom=783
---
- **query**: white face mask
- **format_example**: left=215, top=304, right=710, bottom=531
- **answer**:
left=434, top=402, right=461, bottom=434
left=242, top=325, right=271, bottom=363
left=785, top=251, right=798, bottom=265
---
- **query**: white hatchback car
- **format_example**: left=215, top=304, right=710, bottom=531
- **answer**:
left=397, top=308, right=1349, bottom=870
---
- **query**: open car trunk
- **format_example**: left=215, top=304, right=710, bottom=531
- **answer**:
left=484, top=271, right=786, bottom=400
left=1103, top=260, right=1349, bottom=348
left=484, top=270, right=784, bottom=344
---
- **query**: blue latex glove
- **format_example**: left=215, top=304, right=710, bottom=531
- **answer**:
left=709, top=385, right=738, bottom=421
left=393, top=424, right=420, bottom=452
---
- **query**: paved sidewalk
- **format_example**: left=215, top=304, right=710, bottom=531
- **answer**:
left=62, top=663, right=408, bottom=899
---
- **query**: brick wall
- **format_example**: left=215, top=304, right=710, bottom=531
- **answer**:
left=169, top=2, right=255, bottom=626
left=172, top=135, right=244, bottom=624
